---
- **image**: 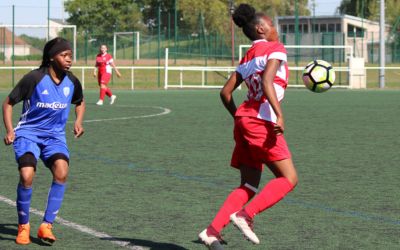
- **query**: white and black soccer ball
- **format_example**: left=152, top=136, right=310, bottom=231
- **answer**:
left=302, top=60, right=335, bottom=93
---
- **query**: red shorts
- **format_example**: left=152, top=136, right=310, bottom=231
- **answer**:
left=231, top=116, right=291, bottom=171
left=98, top=73, right=111, bottom=85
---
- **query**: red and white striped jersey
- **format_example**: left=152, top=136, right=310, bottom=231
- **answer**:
left=95, top=53, right=114, bottom=75
left=235, top=39, right=289, bottom=123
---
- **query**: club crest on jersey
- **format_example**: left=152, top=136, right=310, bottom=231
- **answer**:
left=63, top=87, right=70, bottom=97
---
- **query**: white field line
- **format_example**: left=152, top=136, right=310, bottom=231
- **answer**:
left=67, top=106, right=171, bottom=124
left=0, top=195, right=147, bottom=250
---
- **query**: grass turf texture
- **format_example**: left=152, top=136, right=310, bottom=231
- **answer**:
left=0, top=89, right=399, bottom=249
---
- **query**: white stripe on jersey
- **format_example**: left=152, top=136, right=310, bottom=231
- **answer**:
left=15, top=99, right=31, bottom=131
left=235, top=40, right=289, bottom=123
left=276, top=61, right=287, bottom=83
left=269, top=52, right=287, bottom=61
left=256, top=83, right=285, bottom=123
left=236, top=55, right=267, bottom=80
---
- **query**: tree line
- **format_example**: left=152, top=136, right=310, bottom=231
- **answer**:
left=64, top=0, right=310, bottom=39
left=64, top=0, right=399, bottom=40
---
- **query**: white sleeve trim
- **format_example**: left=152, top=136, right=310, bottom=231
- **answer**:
left=268, top=52, right=287, bottom=62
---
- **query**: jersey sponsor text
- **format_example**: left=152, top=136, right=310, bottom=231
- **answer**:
left=36, top=101, right=68, bottom=110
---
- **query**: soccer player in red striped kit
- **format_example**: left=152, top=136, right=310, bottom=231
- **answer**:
left=94, top=44, right=121, bottom=105
left=199, top=4, right=298, bottom=248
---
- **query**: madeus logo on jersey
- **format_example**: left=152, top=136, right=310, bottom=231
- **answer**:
left=36, top=102, right=68, bottom=110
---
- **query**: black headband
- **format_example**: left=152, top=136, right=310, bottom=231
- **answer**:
left=48, top=40, right=72, bottom=58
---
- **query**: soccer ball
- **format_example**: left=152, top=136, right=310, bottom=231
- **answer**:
left=302, top=60, right=335, bottom=93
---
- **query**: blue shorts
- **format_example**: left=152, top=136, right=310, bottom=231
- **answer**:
left=13, top=135, right=70, bottom=167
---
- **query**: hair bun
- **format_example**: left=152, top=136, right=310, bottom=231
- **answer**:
left=232, top=4, right=256, bottom=28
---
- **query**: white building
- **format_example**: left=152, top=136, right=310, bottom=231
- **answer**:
left=277, top=14, right=391, bottom=62
left=0, top=27, right=34, bottom=60
left=49, top=18, right=70, bottom=39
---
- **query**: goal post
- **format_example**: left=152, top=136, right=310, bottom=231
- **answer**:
left=113, top=31, right=140, bottom=60
left=163, top=45, right=369, bottom=90
left=163, top=48, right=236, bottom=89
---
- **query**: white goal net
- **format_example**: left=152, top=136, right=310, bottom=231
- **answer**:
left=113, top=32, right=140, bottom=61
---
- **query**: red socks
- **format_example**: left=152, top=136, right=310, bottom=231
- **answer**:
left=99, top=88, right=106, bottom=100
left=99, top=88, right=112, bottom=100
left=208, top=185, right=256, bottom=234
left=244, top=177, right=293, bottom=219
left=105, top=88, right=112, bottom=97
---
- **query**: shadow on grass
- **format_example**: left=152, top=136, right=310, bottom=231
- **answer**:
left=101, top=237, right=189, bottom=250
left=193, top=238, right=228, bottom=247
left=0, top=223, right=52, bottom=246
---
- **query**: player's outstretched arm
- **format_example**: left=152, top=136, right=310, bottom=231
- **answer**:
left=74, top=100, right=85, bottom=138
left=2, top=97, right=15, bottom=145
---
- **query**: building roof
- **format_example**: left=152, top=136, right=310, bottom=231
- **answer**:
left=277, top=14, right=390, bottom=28
left=49, top=18, right=69, bottom=25
left=0, top=27, right=31, bottom=46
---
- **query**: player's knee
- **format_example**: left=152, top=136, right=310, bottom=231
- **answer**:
left=19, top=173, right=34, bottom=188
left=18, top=152, right=37, bottom=188
left=18, top=153, right=37, bottom=187
left=46, top=153, right=69, bottom=183
left=287, top=174, right=298, bottom=188
left=53, top=167, right=69, bottom=183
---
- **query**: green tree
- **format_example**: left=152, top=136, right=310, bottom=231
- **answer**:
left=135, top=0, right=310, bottom=36
left=236, top=0, right=310, bottom=17
left=64, top=0, right=145, bottom=39
left=136, top=0, right=229, bottom=35
left=386, top=0, right=400, bottom=26
left=338, top=0, right=378, bottom=20
left=178, top=0, right=228, bottom=34
left=338, top=0, right=399, bottom=25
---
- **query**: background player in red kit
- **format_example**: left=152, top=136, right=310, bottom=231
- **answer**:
left=94, top=44, right=121, bottom=105
left=199, top=3, right=298, bottom=248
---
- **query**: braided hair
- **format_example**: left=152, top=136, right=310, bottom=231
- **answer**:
left=232, top=4, right=265, bottom=41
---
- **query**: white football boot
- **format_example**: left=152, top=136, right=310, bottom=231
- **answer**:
left=230, top=212, right=260, bottom=244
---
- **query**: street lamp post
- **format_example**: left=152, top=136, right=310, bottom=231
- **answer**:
left=48, top=0, right=50, bottom=40
left=229, top=0, right=235, bottom=66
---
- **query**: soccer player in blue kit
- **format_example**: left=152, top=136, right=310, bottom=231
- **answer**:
left=2, top=37, right=85, bottom=245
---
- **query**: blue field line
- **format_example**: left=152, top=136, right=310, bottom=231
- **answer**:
left=73, top=152, right=400, bottom=227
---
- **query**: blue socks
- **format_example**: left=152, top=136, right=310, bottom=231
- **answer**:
left=43, top=182, right=66, bottom=224
left=16, top=184, right=32, bottom=224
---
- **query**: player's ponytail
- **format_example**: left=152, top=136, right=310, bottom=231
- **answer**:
left=232, top=4, right=264, bottom=41
left=232, top=3, right=256, bottom=28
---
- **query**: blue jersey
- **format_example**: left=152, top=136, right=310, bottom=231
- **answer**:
left=8, top=67, right=83, bottom=139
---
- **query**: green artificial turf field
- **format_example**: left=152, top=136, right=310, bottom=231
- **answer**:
left=0, top=89, right=399, bottom=249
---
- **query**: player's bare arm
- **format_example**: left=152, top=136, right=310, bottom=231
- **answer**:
left=262, top=59, right=284, bottom=134
left=74, top=100, right=85, bottom=138
left=2, top=97, right=15, bottom=145
left=220, top=72, right=242, bottom=118
left=110, top=61, right=121, bottom=77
